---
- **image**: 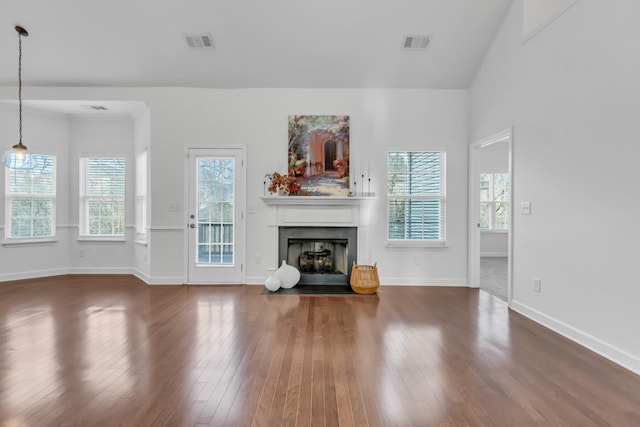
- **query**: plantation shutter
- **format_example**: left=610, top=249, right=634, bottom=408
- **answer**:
left=387, top=151, right=445, bottom=242
left=5, top=154, right=56, bottom=239
left=79, top=157, right=126, bottom=236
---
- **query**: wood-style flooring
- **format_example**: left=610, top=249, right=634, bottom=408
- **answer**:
left=0, top=275, right=639, bottom=426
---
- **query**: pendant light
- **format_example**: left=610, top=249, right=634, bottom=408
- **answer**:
left=2, top=25, right=36, bottom=170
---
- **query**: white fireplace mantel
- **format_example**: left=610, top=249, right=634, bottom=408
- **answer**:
left=260, top=195, right=375, bottom=227
left=259, top=195, right=375, bottom=206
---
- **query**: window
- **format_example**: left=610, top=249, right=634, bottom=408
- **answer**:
left=387, top=151, right=445, bottom=244
left=480, top=173, right=510, bottom=231
left=79, top=157, right=125, bottom=238
left=5, top=154, right=56, bottom=240
left=135, top=151, right=147, bottom=242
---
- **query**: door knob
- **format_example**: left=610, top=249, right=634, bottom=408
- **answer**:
left=189, top=223, right=196, bottom=229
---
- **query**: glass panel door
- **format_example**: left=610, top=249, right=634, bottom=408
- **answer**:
left=188, top=148, right=245, bottom=284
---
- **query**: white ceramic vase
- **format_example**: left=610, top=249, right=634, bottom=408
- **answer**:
left=274, top=260, right=300, bottom=289
left=264, top=274, right=282, bottom=292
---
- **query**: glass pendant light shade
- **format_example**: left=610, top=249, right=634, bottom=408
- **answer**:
left=2, top=142, right=36, bottom=169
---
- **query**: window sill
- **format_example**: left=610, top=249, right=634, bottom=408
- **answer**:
left=480, top=230, right=508, bottom=234
left=3, top=238, right=58, bottom=246
left=385, top=240, right=447, bottom=249
left=77, top=236, right=126, bottom=243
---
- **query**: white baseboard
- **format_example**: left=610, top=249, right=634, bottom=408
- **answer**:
left=0, top=267, right=184, bottom=285
left=511, top=299, right=640, bottom=376
left=0, top=268, right=68, bottom=283
left=72, top=269, right=182, bottom=285
left=132, top=269, right=151, bottom=284
left=68, top=267, right=134, bottom=275
left=379, top=277, right=468, bottom=286
left=144, top=276, right=184, bottom=285
left=480, top=252, right=508, bottom=257
left=246, top=276, right=267, bottom=285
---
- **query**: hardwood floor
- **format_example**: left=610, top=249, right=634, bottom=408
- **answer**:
left=1, top=275, right=639, bottom=426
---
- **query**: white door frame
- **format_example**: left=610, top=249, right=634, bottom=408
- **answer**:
left=184, top=146, right=246, bottom=284
left=468, top=128, right=514, bottom=305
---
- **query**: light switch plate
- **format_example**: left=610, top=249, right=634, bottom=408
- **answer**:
left=521, top=201, right=531, bottom=215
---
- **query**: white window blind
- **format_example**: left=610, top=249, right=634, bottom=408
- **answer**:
left=135, top=151, right=147, bottom=241
left=387, top=151, right=445, bottom=243
left=79, top=157, right=126, bottom=237
left=5, top=154, right=56, bottom=240
left=480, top=173, right=510, bottom=231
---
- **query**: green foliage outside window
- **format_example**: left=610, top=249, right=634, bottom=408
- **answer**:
left=5, top=154, right=55, bottom=239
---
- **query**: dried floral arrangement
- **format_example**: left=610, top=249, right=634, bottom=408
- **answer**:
left=266, top=172, right=301, bottom=195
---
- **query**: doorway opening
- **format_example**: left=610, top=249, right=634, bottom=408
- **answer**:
left=469, top=129, right=513, bottom=303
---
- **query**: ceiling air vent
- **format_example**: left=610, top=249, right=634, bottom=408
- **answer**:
left=402, top=34, right=431, bottom=50
left=81, top=105, right=109, bottom=111
left=184, top=33, right=214, bottom=49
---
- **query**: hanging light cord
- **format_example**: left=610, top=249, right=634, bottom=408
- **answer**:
left=18, top=30, right=23, bottom=146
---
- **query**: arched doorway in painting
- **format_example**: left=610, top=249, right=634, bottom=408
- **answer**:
left=324, top=140, right=337, bottom=171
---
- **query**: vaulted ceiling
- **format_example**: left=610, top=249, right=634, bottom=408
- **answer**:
left=1, top=0, right=512, bottom=89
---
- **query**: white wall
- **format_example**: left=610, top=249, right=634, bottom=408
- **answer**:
left=481, top=232, right=507, bottom=257
left=0, top=105, right=71, bottom=280
left=471, top=0, right=640, bottom=373
left=145, top=88, right=469, bottom=285
left=478, top=141, right=508, bottom=173
left=523, top=0, right=580, bottom=39
left=0, top=106, right=137, bottom=280
left=68, top=117, right=136, bottom=273
left=133, top=108, right=151, bottom=281
left=0, top=87, right=469, bottom=287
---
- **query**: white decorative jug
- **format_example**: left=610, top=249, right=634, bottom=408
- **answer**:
left=274, top=260, right=300, bottom=289
left=264, top=274, right=282, bottom=292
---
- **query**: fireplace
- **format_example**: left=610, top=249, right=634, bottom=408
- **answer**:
left=278, top=226, right=357, bottom=285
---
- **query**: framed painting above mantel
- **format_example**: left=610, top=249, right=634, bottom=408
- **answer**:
left=288, top=115, right=350, bottom=196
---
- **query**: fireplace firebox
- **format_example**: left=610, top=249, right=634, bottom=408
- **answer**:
left=278, top=226, right=357, bottom=285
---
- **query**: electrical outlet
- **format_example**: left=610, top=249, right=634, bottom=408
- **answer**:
left=255, top=255, right=262, bottom=264
left=533, top=278, right=541, bottom=292
left=79, top=248, right=86, bottom=258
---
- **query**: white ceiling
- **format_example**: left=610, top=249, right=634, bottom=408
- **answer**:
left=0, top=0, right=513, bottom=90
left=0, top=99, right=148, bottom=117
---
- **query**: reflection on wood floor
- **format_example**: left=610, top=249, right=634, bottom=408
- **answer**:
left=0, top=275, right=639, bottom=426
